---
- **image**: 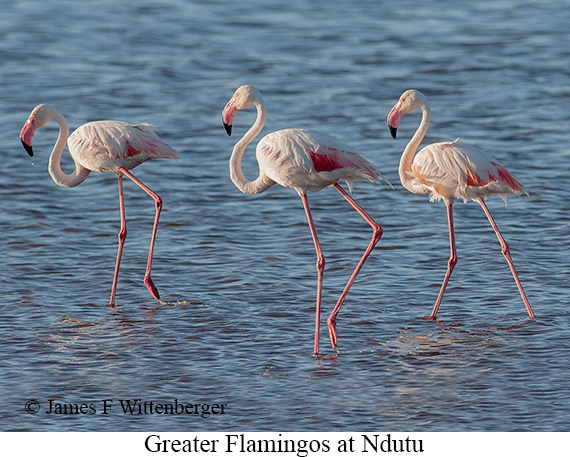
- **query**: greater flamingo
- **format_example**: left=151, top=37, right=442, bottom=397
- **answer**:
left=20, top=104, right=177, bottom=307
left=222, top=85, right=387, bottom=356
left=387, top=89, right=535, bottom=319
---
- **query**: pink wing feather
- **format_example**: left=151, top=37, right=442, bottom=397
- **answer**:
left=256, top=128, right=387, bottom=194
left=412, top=140, right=524, bottom=203
left=68, top=121, right=177, bottom=172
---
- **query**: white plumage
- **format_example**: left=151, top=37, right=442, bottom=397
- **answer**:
left=68, top=121, right=177, bottom=173
left=410, top=139, right=524, bottom=203
left=257, top=128, right=385, bottom=195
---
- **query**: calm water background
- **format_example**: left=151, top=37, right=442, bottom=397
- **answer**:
left=1, top=0, right=569, bottom=432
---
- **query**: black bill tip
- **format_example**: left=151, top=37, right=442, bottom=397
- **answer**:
left=389, top=125, right=397, bottom=139
left=223, top=122, right=232, bottom=136
left=21, top=139, right=34, bottom=157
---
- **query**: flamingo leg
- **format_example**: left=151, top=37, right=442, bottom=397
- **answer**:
left=430, top=203, right=458, bottom=319
left=110, top=174, right=127, bottom=307
left=326, top=183, right=383, bottom=349
left=119, top=167, right=163, bottom=302
left=479, top=200, right=535, bottom=318
left=300, top=193, right=325, bottom=357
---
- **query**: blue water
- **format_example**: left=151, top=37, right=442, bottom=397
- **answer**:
left=1, top=0, right=569, bottom=432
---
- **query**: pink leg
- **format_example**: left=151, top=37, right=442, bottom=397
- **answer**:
left=119, top=167, right=163, bottom=302
left=479, top=200, right=535, bottom=318
left=110, top=174, right=127, bottom=307
left=327, top=184, right=383, bottom=349
left=301, top=193, right=325, bottom=357
left=430, top=203, right=457, bottom=319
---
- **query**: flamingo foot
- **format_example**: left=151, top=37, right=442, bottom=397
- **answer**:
left=327, top=315, right=338, bottom=349
left=144, top=275, right=160, bottom=301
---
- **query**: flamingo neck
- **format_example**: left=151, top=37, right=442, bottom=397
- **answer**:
left=229, top=99, right=274, bottom=194
left=399, top=100, right=431, bottom=194
left=48, top=110, right=90, bottom=188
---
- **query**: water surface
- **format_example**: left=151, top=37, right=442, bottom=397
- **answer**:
left=1, top=0, right=569, bottom=432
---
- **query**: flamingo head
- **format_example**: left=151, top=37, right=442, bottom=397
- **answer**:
left=387, top=89, right=427, bottom=139
left=387, top=102, right=401, bottom=139
left=222, top=85, right=263, bottom=136
left=20, top=104, right=55, bottom=157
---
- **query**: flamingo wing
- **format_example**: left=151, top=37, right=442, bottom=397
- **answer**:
left=412, top=140, right=524, bottom=203
left=257, top=129, right=387, bottom=194
left=68, top=121, right=177, bottom=172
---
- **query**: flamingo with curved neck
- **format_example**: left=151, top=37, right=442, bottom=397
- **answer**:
left=20, top=104, right=177, bottom=307
left=387, top=89, right=535, bottom=319
left=223, top=91, right=274, bottom=195
left=223, top=85, right=387, bottom=356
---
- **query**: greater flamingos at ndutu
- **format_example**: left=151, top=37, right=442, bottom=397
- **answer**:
left=222, top=85, right=388, bottom=356
left=387, top=89, right=535, bottom=319
left=20, top=104, right=177, bottom=307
